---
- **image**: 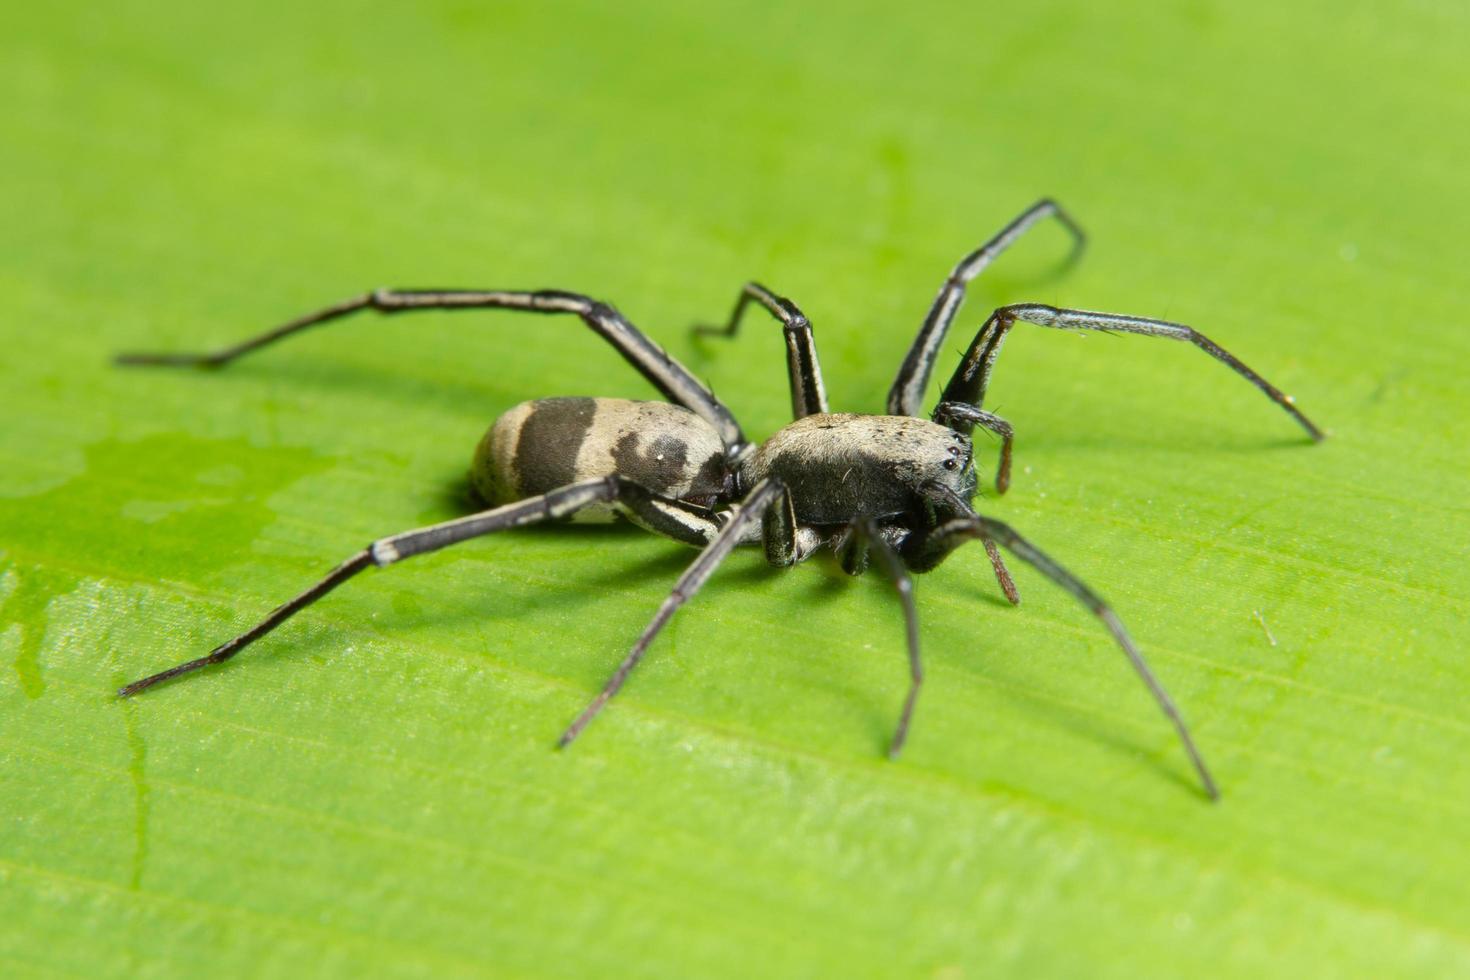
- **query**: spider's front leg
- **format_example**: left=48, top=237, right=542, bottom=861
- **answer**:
left=934, top=400, right=1016, bottom=495
left=903, top=504, right=1220, bottom=800
left=888, top=199, right=1086, bottom=417
left=938, top=304, right=1326, bottom=443
left=914, top=480, right=1021, bottom=604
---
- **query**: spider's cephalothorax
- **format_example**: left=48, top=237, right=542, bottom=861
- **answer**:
left=115, top=200, right=1325, bottom=800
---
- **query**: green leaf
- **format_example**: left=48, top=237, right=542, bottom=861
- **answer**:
left=3, top=1, right=1467, bottom=976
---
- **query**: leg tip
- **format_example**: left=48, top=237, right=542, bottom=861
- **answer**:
left=113, top=351, right=221, bottom=369
left=116, top=678, right=150, bottom=698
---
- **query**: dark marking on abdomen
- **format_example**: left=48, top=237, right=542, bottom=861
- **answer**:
left=515, top=397, right=597, bottom=496
left=611, top=431, right=689, bottom=495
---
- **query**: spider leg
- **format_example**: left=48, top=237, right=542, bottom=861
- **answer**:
left=559, top=477, right=785, bottom=747
left=888, top=199, right=1085, bottom=416
left=907, top=510, right=1219, bottom=800
left=938, top=304, right=1325, bottom=441
left=116, top=288, right=750, bottom=462
left=979, top=537, right=1021, bottom=605
left=934, top=400, right=1016, bottom=495
left=695, top=281, right=828, bottom=419
left=116, top=477, right=719, bottom=698
left=764, top=481, right=799, bottom=567
left=852, top=520, right=924, bottom=759
left=914, top=480, right=1020, bottom=604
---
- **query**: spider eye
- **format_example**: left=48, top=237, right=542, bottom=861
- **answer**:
left=942, top=458, right=958, bottom=470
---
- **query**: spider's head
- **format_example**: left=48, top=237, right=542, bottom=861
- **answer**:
left=888, top=420, right=977, bottom=510
left=927, top=427, right=978, bottom=503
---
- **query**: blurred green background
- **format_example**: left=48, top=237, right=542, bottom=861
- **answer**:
left=3, top=1, right=1468, bottom=976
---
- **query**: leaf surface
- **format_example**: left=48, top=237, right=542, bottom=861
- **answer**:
left=3, top=2, right=1468, bottom=976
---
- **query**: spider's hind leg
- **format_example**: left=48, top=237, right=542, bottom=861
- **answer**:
left=116, top=286, right=752, bottom=462
left=117, top=476, right=719, bottom=698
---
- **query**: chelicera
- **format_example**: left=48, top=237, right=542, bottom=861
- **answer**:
left=115, top=200, right=1324, bottom=799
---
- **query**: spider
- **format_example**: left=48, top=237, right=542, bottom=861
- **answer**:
left=115, top=200, right=1324, bottom=799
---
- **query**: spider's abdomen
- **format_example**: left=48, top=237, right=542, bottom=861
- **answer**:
left=472, top=397, right=728, bottom=519
left=741, top=413, right=975, bottom=525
